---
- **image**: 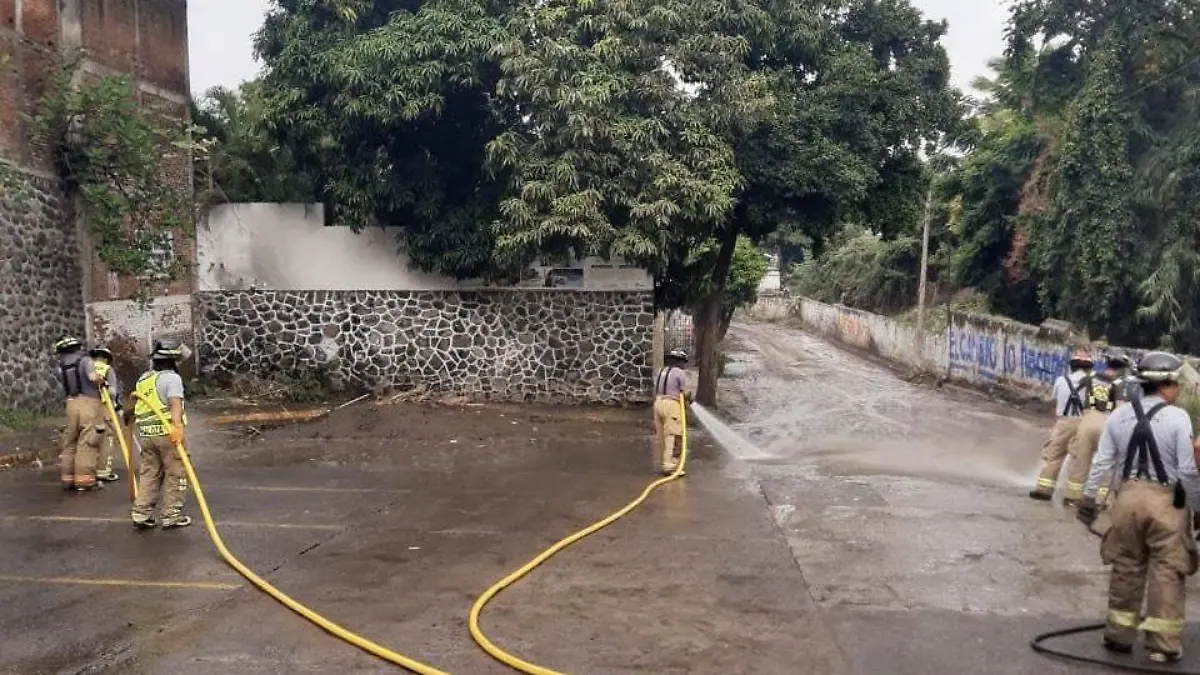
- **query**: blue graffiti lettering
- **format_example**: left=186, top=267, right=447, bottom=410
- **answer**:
left=1020, top=342, right=1069, bottom=386
left=947, top=328, right=998, bottom=373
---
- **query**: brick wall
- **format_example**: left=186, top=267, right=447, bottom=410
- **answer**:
left=0, top=0, right=191, bottom=410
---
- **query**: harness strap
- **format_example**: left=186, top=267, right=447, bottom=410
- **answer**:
left=1122, top=399, right=1170, bottom=484
left=1062, top=375, right=1089, bottom=417
left=656, top=366, right=677, bottom=397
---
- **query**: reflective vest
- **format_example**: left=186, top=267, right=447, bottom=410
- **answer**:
left=1088, top=373, right=1116, bottom=413
left=133, top=371, right=186, bottom=437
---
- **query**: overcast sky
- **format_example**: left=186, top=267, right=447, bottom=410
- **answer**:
left=187, top=0, right=1010, bottom=97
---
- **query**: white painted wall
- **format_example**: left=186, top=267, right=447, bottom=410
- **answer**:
left=198, top=203, right=653, bottom=292
left=86, top=294, right=195, bottom=369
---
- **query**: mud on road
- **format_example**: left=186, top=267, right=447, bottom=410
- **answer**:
left=0, top=398, right=844, bottom=675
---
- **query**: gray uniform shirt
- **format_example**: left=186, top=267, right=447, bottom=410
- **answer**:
left=154, top=370, right=186, bottom=405
left=1052, top=370, right=1090, bottom=417
left=58, top=353, right=100, bottom=399
left=1085, top=395, right=1199, bottom=504
left=655, top=366, right=687, bottom=397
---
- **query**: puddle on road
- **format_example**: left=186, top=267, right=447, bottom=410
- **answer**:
left=691, top=404, right=775, bottom=460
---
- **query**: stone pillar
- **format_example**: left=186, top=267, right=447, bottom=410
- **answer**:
left=652, top=312, right=665, bottom=376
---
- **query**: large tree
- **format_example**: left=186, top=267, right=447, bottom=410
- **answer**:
left=946, top=0, right=1200, bottom=348
left=255, top=0, right=514, bottom=279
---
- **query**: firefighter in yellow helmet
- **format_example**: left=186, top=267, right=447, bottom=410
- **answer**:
left=89, top=345, right=122, bottom=483
left=1063, top=351, right=1133, bottom=507
left=1078, top=352, right=1199, bottom=664
left=1029, top=350, right=1093, bottom=501
left=129, top=339, right=191, bottom=529
left=53, top=336, right=107, bottom=491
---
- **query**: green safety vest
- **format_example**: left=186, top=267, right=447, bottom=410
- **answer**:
left=133, top=371, right=186, bottom=437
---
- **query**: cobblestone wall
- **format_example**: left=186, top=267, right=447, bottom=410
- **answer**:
left=0, top=173, right=85, bottom=410
left=196, top=290, right=655, bottom=403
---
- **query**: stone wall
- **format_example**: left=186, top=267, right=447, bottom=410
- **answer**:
left=0, top=172, right=85, bottom=410
left=788, top=296, right=1199, bottom=404
left=196, top=290, right=655, bottom=403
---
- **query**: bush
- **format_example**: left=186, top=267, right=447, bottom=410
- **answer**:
left=790, top=231, right=922, bottom=314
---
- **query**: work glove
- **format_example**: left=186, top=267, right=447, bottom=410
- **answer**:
left=169, top=429, right=184, bottom=447
left=1077, top=497, right=1098, bottom=527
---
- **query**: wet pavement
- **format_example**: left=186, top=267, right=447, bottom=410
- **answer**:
left=723, top=321, right=1200, bottom=674
left=0, top=400, right=844, bottom=674
left=4, top=320, right=1198, bottom=674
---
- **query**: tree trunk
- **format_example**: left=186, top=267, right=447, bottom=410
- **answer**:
left=694, top=229, right=739, bottom=406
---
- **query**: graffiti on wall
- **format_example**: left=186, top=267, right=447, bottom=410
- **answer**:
left=947, top=323, right=1071, bottom=390
left=835, top=312, right=873, bottom=351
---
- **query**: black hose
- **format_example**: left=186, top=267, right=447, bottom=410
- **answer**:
left=1031, top=622, right=1200, bottom=674
left=1031, top=522, right=1200, bottom=673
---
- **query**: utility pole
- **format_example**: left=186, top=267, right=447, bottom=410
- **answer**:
left=915, top=180, right=934, bottom=365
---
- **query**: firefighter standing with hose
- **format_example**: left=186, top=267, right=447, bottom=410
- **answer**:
left=129, top=339, right=192, bottom=529
left=1064, top=352, right=1134, bottom=507
left=653, top=349, right=692, bottom=475
left=89, top=345, right=123, bottom=483
left=53, top=336, right=108, bottom=491
left=1030, top=350, right=1094, bottom=501
left=1077, top=352, right=1199, bottom=664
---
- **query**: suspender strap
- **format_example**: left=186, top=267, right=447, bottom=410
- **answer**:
left=1063, top=375, right=1089, bottom=416
left=1122, top=399, right=1170, bottom=484
left=656, top=367, right=676, bottom=396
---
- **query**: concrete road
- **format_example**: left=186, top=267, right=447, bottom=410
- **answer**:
left=723, top=320, right=1200, bottom=674
left=0, top=401, right=845, bottom=674
left=4, top=320, right=1197, bottom=675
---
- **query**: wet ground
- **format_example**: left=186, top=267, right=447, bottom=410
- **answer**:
left=0, top=397, right=844, bottom=674
left=3, top=320, right=1198, bottom=674
left=723, top=321, right=1200, bottom=674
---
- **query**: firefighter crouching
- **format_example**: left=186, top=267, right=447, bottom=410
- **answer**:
left=653, top=349, right=692, bottom=475
left=1030, top=350, right=1094, bottom=501
left=1064, top=352, right=1133, bottom=506
left=129, top=339, right=192, bottom=530
left=54, top=336, right=108, bottom=491
left=1077, top=352, right=1198, bottom=664
left=89, top=345, right=122, bottom=483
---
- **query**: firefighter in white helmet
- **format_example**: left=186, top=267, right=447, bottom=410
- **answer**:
left=1078, top=352, right=1199, bottom=663
left=652, top=349, right=692, bottom=475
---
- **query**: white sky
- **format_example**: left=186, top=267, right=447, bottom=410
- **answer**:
left=187, top=0, right=1009, bottom=97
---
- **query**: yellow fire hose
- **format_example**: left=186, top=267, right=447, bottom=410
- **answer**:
left=131, top=393, right=450, bottom=675
left=99, top=389, right=138, bottom=502
left=468, top=393, right=691, bottom=675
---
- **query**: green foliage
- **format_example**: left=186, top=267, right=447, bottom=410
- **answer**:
left=935, top=0, right=1200, bottom=349
left=790, top=230, right=923, bottom=315
left=941, top=110, right=1045, bottom=322
left=255, top=0, right=513, bottom=279
left=0, top=408, right=41, bottom=432
left=32, top=67, right=193, bottom=288
left=658, top=235, right=767, bottom=314
left=191, top=82, right=317, bottom=205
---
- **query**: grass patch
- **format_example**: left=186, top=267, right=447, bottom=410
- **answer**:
left=0, top=408, right=44, bottom=432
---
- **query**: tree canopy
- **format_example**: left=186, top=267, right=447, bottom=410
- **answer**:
left=253, top=0, right=965, bottom=401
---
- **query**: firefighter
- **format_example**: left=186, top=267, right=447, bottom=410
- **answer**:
left=130, top=339, right=191, bottom=529
left=1064, top=352, right=1132, bottom=506
left=54, top=336, right=107, bottom=491
left=653, top=349, right=692, bottom=475
left=1078, top=352, right=1199, bottom=664
left=1029, top=350, right=1094, bottom=501
left=89, top=345, right=122, bottom=483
